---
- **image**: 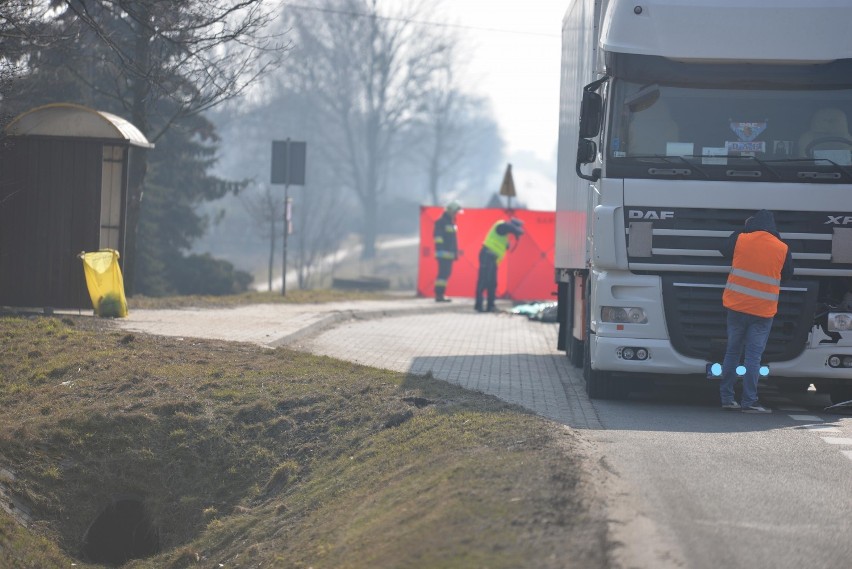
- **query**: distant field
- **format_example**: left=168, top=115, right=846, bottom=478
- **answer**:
left=250, top=234, right=421, bottom=293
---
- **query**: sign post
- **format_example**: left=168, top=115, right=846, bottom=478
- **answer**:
left=271, top=139, right=307, bottom=296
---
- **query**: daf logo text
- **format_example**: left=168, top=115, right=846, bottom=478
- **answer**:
left=629, top=209, right=674, bottom=220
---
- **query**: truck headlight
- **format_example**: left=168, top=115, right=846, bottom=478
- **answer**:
left=601, top=306, right=648, bottom=324
left=827, top=312, right=852, bottom=332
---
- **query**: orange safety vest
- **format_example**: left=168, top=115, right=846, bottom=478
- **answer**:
left=722, top=231, right=788, bottom=318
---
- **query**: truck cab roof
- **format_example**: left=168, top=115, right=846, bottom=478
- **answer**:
left=600, top=0, right=852, bottom=64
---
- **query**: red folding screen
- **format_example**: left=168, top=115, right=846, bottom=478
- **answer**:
left=417, top=207, right=557, bottom=301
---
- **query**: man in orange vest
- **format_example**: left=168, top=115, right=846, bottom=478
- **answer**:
left=475, top=217, right=524, bottom=312
left=719, top=210, right=794, bottom=413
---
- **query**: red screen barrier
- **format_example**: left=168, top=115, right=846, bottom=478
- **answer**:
left=417, top=207, right=556, bottom=301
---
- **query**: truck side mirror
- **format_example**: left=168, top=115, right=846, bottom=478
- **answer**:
left=577, top=138, right=597, bottom=164
left=576, top=139, right=600, bottom=182
left=579, top=91, right=603, bottom=139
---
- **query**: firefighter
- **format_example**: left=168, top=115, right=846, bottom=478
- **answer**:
left=433, top=201, right=462, bottom=302
left=475, top=217, right=524, bottom=312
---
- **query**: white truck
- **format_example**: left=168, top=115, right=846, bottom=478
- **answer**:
left=555, top=0, right=852, bottom=401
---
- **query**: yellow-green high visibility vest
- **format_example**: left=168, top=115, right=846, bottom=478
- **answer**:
left=482, top=221, right=510, bottom=263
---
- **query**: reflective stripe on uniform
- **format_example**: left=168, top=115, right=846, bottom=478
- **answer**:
left=729, top=267, right=780, bottom=287
left=725, top=282, right=779, bottom=302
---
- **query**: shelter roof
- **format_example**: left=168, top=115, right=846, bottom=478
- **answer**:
left=4, top=103, right=153, bottom=148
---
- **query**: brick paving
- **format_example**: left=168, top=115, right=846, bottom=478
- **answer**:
left=116, top=298, right=601, bottom=429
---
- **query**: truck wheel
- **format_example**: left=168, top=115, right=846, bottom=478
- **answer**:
left=829, top=386, right=852, bottom=405
left=583, top=331, right=622, bottom=399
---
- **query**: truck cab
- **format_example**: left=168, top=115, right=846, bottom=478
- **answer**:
left=556, top=0, right=852, bottom=401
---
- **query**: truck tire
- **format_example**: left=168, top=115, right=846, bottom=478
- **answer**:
left=583, top=329, right=622, bottom=399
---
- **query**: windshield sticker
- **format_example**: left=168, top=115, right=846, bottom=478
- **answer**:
left=726, top=141, right=766, bottom=153
left=666, top=142, right=694, bottom=156
left=730, top=121, right=767, bottom=142
left=702, top=147, right=727, bottom=165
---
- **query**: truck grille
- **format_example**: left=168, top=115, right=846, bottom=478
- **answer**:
left=623, top=207, right=844, bottom=361
left=625, top=207, right=852, bottom=276
left=661, top=275, right=817, bottom=362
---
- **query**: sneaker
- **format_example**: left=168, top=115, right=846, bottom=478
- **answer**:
left=435, top=297, right=452, bottom=303
left=721, top=401, right=741, bottom=410
left=742, top=404, right=771, bottom=414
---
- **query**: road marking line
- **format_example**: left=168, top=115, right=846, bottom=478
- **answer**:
left=842, top=451, right=852, bottom=461
left=776, top=406, right=808, bottom=412
left=788, top=415, right=823, bottom=421
left=803, top=425, right=840, bottom=432
left=821, top=437, right=852, bottom=445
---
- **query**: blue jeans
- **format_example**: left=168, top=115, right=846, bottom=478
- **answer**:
left=720, top=309, right=773, bottom=408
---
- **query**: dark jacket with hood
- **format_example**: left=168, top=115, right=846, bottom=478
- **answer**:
left=720, top=209, right=794, bottom=280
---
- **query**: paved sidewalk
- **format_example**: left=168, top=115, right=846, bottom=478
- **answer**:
left=116, top=297, right=601, bottom=429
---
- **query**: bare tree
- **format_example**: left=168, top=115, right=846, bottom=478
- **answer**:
left=0, top=2, right=67, bottom=102
left=240, top=182, right=283, bottom=292
left=42, top=0, right=286, bottom=291
left=281, top=0, right=453, bottom=259
left=412, top=44, right=500, bottom=207
left=291, top=182, right=350, bottom=289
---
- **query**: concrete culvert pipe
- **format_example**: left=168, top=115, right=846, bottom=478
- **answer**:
left=81, top=498, right=160, bottom=566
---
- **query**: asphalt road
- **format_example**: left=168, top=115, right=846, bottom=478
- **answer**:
left=590, top=383, right=852, bottom=569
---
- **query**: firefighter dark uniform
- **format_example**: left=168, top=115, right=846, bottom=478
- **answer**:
left=475, top=218, right=524, bottom=312
left=433, top=201, right=462, bottom=302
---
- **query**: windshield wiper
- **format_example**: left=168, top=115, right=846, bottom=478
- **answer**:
left=620, top=154, right=710, bottom=179
left=725, top=155, right=782, bottom=180
left=760, top=157, right=852, bottom=180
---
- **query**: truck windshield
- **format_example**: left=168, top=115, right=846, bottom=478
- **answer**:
left=608, top=81, right=852, bottom=182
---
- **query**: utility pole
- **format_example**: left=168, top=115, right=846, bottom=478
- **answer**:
left=282, top=139, right=291, bottom=296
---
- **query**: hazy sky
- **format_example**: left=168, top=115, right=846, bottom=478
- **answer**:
left=441, top=1, right=565, bottom=164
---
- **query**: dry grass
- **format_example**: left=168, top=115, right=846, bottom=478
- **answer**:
left=0, top=315, right=608, bottom=569
left=127, top=289, right=408, bottom=310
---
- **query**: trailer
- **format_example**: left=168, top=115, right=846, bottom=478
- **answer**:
left=555, top=0, right=852, bottom=401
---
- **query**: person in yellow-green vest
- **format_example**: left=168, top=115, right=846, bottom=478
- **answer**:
left=433, top=201, right=462, bottom=302
left=475, top=217, right=524, bottom=312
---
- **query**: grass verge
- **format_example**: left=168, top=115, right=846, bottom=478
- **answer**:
left=127, top=289, right=406, bottom=310
left=0, top=315, right=608, bottom=569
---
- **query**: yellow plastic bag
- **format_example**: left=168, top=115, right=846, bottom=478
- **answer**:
left=80, top=249, right=128, bottom=318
